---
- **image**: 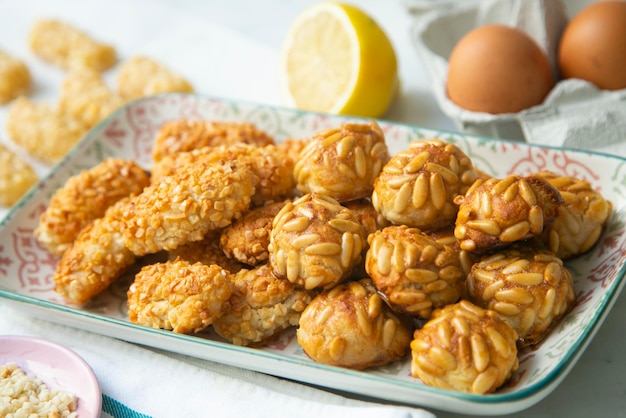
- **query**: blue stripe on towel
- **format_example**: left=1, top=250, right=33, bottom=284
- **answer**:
left=102, top=394, right=152, bottom=418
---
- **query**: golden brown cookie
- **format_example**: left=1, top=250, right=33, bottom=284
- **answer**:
left=0, top=50, right=31, bottom=104
left=454, top=174, right=563, bottom=253
left=167, top=231, right=247, bottom=274
left=366, top=225, right=466, bottom=319
left=213, top=264, right=315, bottom=346
left=343, top=198, right=391, bottom=279
left=294, top=121, right=389, bottom=202
left=127, top=259, right=232, bottom=334
left=220, top=200, right=289, bottom=266
left=59, top=67, right=125, bottom=128
left=151, top=143, right=291, bottom=207
left=410, top=300, right=518, bottom=394
left=533, top=170, right=613, bottom=259
left=372, top=139, right=476, bottom=231
left=465, top=245, right=576, bottom=346
left=28, top=19, right=116, bottom=71
left=0, top=143, right=38, bottom=207
left=35, top=158, right=150, bottom=256
left=6, top=97, right=89, bottom=164
left=297, top=278, right=414, bottom=370
left=53, top=197, right=135, bottom=304
left=151, top=119, right=274, bottom=163
left=121, top=160, right=255, bottom=256
left=268, top=193, right=365, bottom=290
left=116, top=56, right=192, bottom=100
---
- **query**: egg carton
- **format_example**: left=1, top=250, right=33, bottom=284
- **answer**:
left=410, top=0, right=626, bottom=157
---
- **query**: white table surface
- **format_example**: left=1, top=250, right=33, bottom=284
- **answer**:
left=1, top=0, right=624, bottom=416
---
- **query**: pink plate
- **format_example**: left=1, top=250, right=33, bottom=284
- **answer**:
left=0, top=335, right=101, bottom=417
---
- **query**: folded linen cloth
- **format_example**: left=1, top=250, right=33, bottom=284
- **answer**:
left=0, top=304, right=436, bottom=418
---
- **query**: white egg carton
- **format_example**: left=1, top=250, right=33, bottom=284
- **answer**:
left=410, top=0, right=626, bottom=157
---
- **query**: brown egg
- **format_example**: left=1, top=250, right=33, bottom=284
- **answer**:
left=446, top=24, right=554, bottom=114
left=558, top=0, right=626, bottom=90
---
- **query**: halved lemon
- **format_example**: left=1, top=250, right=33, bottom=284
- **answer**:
left=279, top=2, right=398, bottom=118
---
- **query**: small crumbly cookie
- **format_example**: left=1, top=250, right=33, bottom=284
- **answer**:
left=127, top=259, right=232, bottom=334
left=6, top=97, right=89, bottom=163
left=151, top=119, right=274, bottom=163
left=220, top=200, right=289, bottom=266
left=121, top=160, right=255, bottom=256
left=372, top=139, right=476, bottom=231
left=293, top=121, right=389, bottom=202
left=116, top=56, right=193, bottom=100
left=366, top=225, right=466, bottom=319
left=410, top=300, right=519, bottom=394
left=344, top=198, right=390, bottom=239
left=297, top=278, right=414, bottom=370
left=212, top=264, right=315, bottom=346
left=167, top=231, right=247, bottom=274
left=28, top=19, right=116, bottom=71
left=268, top=193, right=365, bottom=290
left=343, top=198, right=390, bottom=278
left=0, top=143, right=38, bottom=207
left=152, top=143, right=292, bottom=206
left=53, top=197, right=135, bottom=305
left=275, top=137, right=309, bottom=170
left=454, top=174, right=563, bottom=253
left=0, top=50, right=31, bottom=104
left=59, top=67, right=125, bottom=128
left=533, top=170, right=613, bottom=259
left=466, top=245, right=576, bottom=346
left=425, top=226, right=477, bottom=279
left=35, top=158, right=150, bottom=256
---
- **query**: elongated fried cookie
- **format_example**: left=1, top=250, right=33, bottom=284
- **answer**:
left=53, top=197, right=135, bottom=304
left=121, top=159, right=256, bottom=255
left=35, top=158, right=150, bottom=256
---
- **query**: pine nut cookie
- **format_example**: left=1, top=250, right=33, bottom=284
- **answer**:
left=454, top=174, right=564, bottom=253
left=213, top=264, right=315, bottom=347
left=268, top=193, right=366, bottom=290
left=293, top=121, right=390, bottom=202
left=127, top=259, right=232, bottom=334
left=372, top=139, right=476, bottom=231
left=344, top=198, right=391, bottom=278
left=466, top=245, right=576, bottom=347
left=533, top=170, right=613, bottom=260
left=366, top=225, right=466, bottom=319
left=297, top=278, right=414, bottom=370
left=410, top=300, right=519, bottom=394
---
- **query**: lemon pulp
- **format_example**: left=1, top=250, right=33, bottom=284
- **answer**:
left=280, top=2, right=398, bottom=118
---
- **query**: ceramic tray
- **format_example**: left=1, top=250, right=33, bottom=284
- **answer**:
left=1, top=94, right=625, bottom=415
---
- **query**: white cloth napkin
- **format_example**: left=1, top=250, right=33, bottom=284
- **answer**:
left=0, top=304, right=435, bottom=418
